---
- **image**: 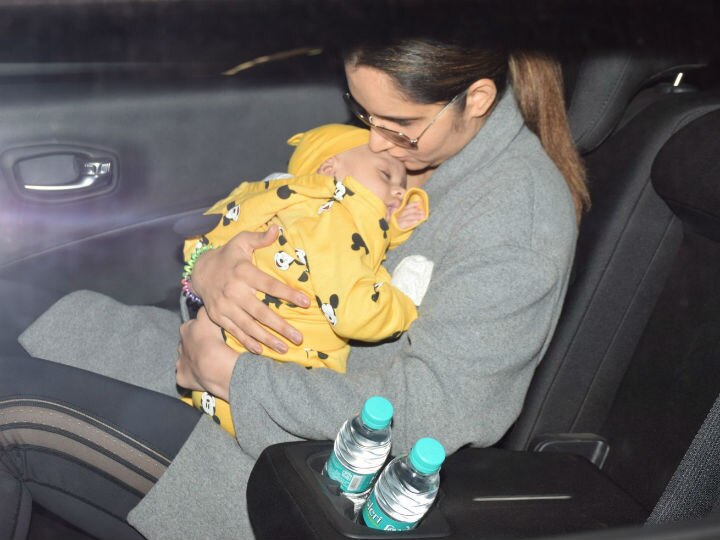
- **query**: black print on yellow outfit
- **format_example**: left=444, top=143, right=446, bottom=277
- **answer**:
left=277, top=185, right=295, bottom=199
left=182, top=173, right=428, bottom=436
left=351, top=233, right=369, bottom=254
left=222, top=202, right=239, bottom=226
left=180, top=123, right=429, bottom=436
left=379, top=218, right=389, bottom=239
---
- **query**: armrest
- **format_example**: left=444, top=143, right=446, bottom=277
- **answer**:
left=247, top=442, right=647, bottom=540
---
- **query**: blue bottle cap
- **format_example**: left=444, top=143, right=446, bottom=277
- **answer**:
left=360, top=396, right=393, bottom=430
left=409, top=437, right=446, bottom=474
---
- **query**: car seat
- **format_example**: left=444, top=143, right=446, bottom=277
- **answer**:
left=503, top=53, right=720, bottom=454
left=246, top=95, right=720, bottom=540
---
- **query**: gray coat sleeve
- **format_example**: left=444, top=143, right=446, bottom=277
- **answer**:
left=230, top=235, right=564, bottom=457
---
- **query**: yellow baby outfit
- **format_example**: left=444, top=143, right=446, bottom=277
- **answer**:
left=182, top=125, right=429, bottom=436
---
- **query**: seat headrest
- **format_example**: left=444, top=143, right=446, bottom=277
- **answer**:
left=652, top=108, right=720, bottom=241
left=566, top=52, right=702, bottom=154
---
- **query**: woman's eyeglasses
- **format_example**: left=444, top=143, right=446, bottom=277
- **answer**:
left=344, top=91, right=463, bottom=150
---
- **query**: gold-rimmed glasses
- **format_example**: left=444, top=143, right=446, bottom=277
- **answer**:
left=344, top=91, right=463, bottom=149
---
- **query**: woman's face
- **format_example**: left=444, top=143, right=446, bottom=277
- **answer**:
left=344, top=63, right=489, bottom=178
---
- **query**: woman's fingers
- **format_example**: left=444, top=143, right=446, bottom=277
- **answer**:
left=244, top=294, right=303, bottom=347
left=200, top=265, right=304, bottom=353
left=225, top=316, right=286, bottom=356
left=230, top=261, right=307, bottom=340
left=190, top=226, right=309, bottom=353
left=211, top=293, right=303, bottom=355
left=224, top=228, right=310, bottom=307
left=241, top=261, right=310, bottom=309
left=212, top=304, right=282, bottom=356
left=202, top=298, right=263, bottom=352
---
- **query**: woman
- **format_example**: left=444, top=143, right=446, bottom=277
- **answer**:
left=3, top=38, right=587, bottom=539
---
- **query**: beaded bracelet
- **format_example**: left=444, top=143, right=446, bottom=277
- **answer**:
left=181, top=243, right=215, bottom=305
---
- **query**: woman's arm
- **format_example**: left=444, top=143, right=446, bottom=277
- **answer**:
left=175, top=307, right=238, bottom=401
left=190, top=226, right=310, bottom=355
left=226, top=242, right=566, bottom=458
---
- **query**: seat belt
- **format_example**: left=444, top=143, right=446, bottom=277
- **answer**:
left=647, top=392, right=720, bottom=523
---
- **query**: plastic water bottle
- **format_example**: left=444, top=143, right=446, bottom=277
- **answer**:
left=323, top=396, right=393, bottom=514
left=362, top=437, right=446, bottom=531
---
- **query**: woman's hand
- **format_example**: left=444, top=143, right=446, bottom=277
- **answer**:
left=176, top=308, right=238, bottom=401
left=191, top=225, right=310, bottom=355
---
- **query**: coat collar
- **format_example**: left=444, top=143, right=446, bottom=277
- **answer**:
left=421, top=88, right=525, bottom=202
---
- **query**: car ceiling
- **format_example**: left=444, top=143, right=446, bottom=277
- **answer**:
left=0, top=0, right=718, bottom=68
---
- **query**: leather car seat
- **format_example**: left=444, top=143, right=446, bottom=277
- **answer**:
left=503, top=52, right=719, bottom=453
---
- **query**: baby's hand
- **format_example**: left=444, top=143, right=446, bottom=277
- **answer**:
left=395, top=202, right=426, bottom=229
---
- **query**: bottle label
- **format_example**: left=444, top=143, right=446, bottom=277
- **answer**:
left=362, top=491, right=417, bottom=531
left=325, top=452, right=374, bottom=493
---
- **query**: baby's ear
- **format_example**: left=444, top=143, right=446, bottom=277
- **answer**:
left=317, top=157, right=336, bottom=176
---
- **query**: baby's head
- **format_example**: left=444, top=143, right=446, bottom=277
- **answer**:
left=288, top=124, right=407, bottom=218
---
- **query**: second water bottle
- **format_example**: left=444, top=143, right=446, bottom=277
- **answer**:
left=362, top=437, right=446, bottom=531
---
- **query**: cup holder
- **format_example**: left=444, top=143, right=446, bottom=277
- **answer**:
left=299, top=446, right=451, bottom=538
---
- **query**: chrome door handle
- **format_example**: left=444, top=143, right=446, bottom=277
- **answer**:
left=23, top=159, right=113, bottom=192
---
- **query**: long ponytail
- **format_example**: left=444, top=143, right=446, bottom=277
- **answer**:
left=509, top=51, right=590, bottom=222
left=344, top=40, right=590, bottom=222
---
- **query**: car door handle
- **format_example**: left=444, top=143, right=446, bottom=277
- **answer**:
left=2, top=145, right=118, bottom=202
left=23, top=159, right=113, bottom=191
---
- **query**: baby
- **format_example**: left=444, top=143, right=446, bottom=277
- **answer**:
left=181, top=124, right=429, bottom=435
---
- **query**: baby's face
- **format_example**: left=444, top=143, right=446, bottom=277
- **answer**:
left=329, top=145, right=407, bottom=218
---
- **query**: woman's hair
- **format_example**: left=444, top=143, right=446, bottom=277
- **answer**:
left=343, top=40, right=590, bottom=221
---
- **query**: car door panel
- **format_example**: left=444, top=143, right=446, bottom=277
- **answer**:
left=0, top=76, right=347, bottom=307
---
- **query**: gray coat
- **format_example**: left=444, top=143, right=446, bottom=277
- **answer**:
left=20, top=90, right=577, bottom=539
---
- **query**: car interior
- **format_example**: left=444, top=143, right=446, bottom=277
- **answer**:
left=1, top=1, right=720, bottom=539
